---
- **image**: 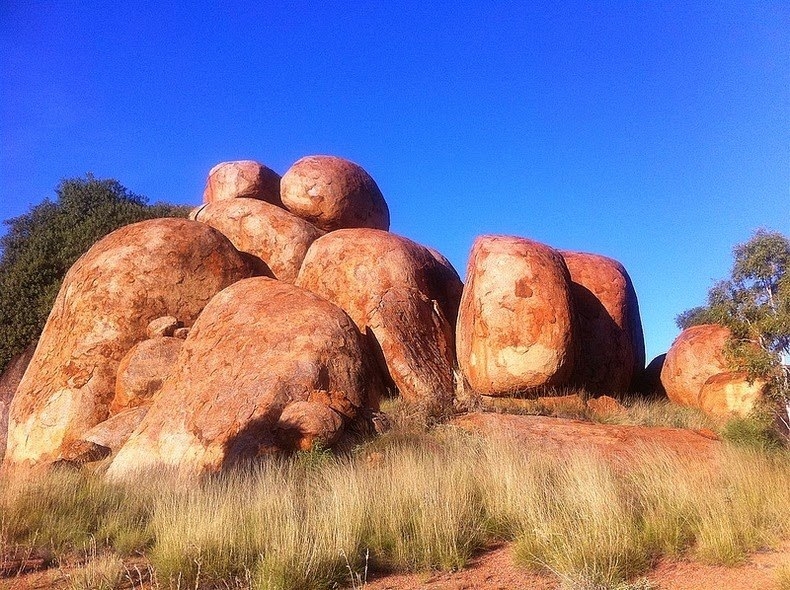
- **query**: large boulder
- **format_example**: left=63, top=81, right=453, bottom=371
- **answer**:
left=280, top=155, right=390, bottom=232
left=191, top=197, right=324, bottom=283
left=660, top=324, right=732, bottom=407
left=107, top=277, right=385, bottom=477
left=296, top=229, right=462, bottom=411
left=634, top=354, right=668, bottom=398
left=203, top=160, right=282, bottom=207
left=4, top=219, right=254, bottom=469
left=0, top=344, right=36, bottom=462
left=560, top=250, right=645, bottom=395
left=456, top=235, right=576, bottom=396
left=110, top=337, right=183, bottom=415
left=699, top=372, right=767, bottom=418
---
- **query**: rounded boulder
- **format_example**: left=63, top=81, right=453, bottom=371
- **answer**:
left=111, top=337, right=183, bottom=415
left=699, top=372, right=767, bottom=418
left=203, top=160, right=282, bottom=206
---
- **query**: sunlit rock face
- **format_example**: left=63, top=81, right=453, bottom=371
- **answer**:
left=560, top=250, right=645, bottom=395
left=699, top=371, right=767, bottom=418
left=280, top=155, right=390, bottom=232
left=203, top=160, right=283, bottom=207
left=0, top=344, right=36, bottom=462
left=107, top=278, right=384, bottom=478
left=456, top=235, right=576, bottom=396
left=4, top=218, right=254, bottom=469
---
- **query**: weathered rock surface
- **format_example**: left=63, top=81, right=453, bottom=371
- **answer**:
left=83, top=406, right=149, bottom=454
left=0, top=344, right=36, bottom=462
left=146, top=316, right=181, bottom=338
left=203, top=160, right=282, bottom=207
left=281, top=155, right=390, bottom=232
left=111, top=337, right=183, bottom=415
left=560, top=250, right=645, bottom=395
left=660, top=324, right=732, bottom=407
left=192, top=197, right=324, bottom=283
left=296, top=229, right=462, bottom=411
left=456, top=235, right=576, bottom=396
left=586, top=395, right=626, bottom=417
left=276, top=401, right=344, bottom=451
left=699, top=372, right=767, bottom=418
left=4, top=219, right=254, bottom=469
left=107, top=278, right=385, bottom=477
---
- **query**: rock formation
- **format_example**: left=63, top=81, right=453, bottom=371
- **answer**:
left=107, top=277, right=385, bottom=477
left=203, top=160, right=282, bottom=207
left=4, top=219, right=254, bottom=469
left=0, top=344, right=36, bottom=462
left=281, top=155, right=390, bottom=232
left=456, top=235, right=576, bottom=396
left=110, top=337, right=183, bottom=414
left=699, top=372, right=767, bottom=418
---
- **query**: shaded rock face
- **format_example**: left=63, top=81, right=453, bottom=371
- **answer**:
left=660, top=324, right=732, bottom=407
left=203, top=160, right=282, bottom=207
left=4, top=219, right=254, bottom=469
left=111, top=337, right=183, bottom=415
left=634, top=354, right=668, bottom=397
left=560, top=250, right=645, bottom=395
left=699, top=372, right=766, bottom=418
left=192, top=198, right=324, bottom=283
left=0, top=344, right=36, bottom=462
left=107, top=278, right=385, bottom=477
left=296, top=229, right=462, bottom=412
left=281, top=155, right=390, bottom=232
left=456, top=235, right=576, bottom=396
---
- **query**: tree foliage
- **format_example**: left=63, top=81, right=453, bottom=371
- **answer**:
left=0, top=175, right=190, bottom=373
left=676, top=229, right=790, bottom=404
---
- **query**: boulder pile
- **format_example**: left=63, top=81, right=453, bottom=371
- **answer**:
left=9, top=153, right=745, bottom=477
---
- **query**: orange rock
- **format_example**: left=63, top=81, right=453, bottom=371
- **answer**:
left=4, top=219, right=254, bottom=469
left=456, top=235, right=576, bottom=396
left=0, top=344, right=36, bottom=462
left=111, top=337, right=183, bottom=415
left=586, top=395, right=626, bottom=417
left=203, top=160, right=282, bottom=207
left=660, top=324, right=732, bottom=407
left=296, top=229, right=462, bottom=411
left=82, top=406, right=149, bottom=455
left=146, top=316, right=181, bottom=338
left=107, top=278, right=385, bottom=477
left=276, top=401, right=344, bottom=451
left=281, top=155, right=389, bottom=232
left=699, top=372, right=767, bottom=418
left=192, top=197, right=323, bottom=283
left=560, top=250, right=645, bottom=395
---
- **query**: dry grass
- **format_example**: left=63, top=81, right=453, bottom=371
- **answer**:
left=1, top=401, right=789, bottom=590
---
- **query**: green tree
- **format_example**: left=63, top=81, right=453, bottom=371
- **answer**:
left=676, top=229, right=790, bottom=429
left=0, top=175, right=190, bottom=373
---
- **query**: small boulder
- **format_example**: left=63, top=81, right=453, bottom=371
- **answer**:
left=281, top=155, right=390, bottom=232
left=456, top=235, right=576, bottom=396
left=146, top=316, right=181, bottom=338
left=107, top=278, right=385, bottom=477
left=173, top=327, right=190, bottom=340
left=192, top=197, right=324, bottom=283
left=111, top=337, right=183, bottom=414
left=660, top=324, right=732, bottom=407
left=59, top=440, right=111, bottom=464
left=587, top=395, right=626, bottom=417
left=699, top=372, right=767, bottom=418
left=203, top=160, right=282, bottom=207
left=276, top=401, right=344, bottom=451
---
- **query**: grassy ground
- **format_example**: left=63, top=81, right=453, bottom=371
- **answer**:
left=1, top=399, right=789, bottom=590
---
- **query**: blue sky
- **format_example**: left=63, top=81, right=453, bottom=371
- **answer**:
left=1, top=1, right=788, bottom=362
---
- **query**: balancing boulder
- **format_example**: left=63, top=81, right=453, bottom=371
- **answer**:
left=203, top=160, right=282, bottom=207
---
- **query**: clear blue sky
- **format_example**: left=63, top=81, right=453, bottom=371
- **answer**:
left=2, top=2, right=788, bottom=363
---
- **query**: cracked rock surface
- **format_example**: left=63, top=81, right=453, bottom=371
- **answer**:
left=202, top=160, right=282, bottom=207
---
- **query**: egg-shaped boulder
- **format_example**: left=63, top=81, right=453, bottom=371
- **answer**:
left=192, top=197, right=324, bottom=283
left=110, top=337, right=183, bottom=415
left=4, top=219, right=254, bottom=469
left=560, top=250, right=645, bottom=395
left=660, top=324, right=733, bottom=407
left=107, top=277, right=385, bottom=477
left=456, top=235, right=576, bottom=396
left=280, top=155, right=389, bottom=232
left=203, top=160, right=282, bottom=206
left=699, top=372, right=767, bottom=418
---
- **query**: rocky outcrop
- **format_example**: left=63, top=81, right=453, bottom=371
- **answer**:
left=634, top=354, right=667, bottom=397
left=560, top=250, right=645, bottom=395
left=699, top=372, right=767, bottom=418
left=110, top=337, right=183, bottom=415
left=107, top=278, right=385, bottom=477
left=0, top=344, right=36, bottom=462
left=456, top=235, right=576, bottom=396
left=296, top=229, right=462, bottom=412
left=192, top=197, right=323, bottom=283
left=4, top=219, right=254, bottom=469
left=660, top=324, right=732, bottom=407
left=203, top=160, right=282, bottom=207
left=281, top=156, right=390, bottom=232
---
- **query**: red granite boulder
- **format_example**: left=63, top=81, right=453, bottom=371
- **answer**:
left=456, top=235, right=576, bottom=396
left=0, top=344, right=36, bottom=462
left=699, top=371, right=767, bottom=418
left=660, top=324, right=733, bottom=407
left=110, top=337, right=183, bottom=415
left=107, top=278, right=385, bottom=477
left=203, top=160, right=282, bottom=207
left=281, top=155, right=389, bottom=232
left=560, top=250, right=645, bottom=395
left=192, top=197, right=324, bottom=283
left=4, top=219, right=254, bottom=469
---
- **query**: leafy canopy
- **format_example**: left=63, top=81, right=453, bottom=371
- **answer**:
left=0, top=175, right=189, bottom=373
